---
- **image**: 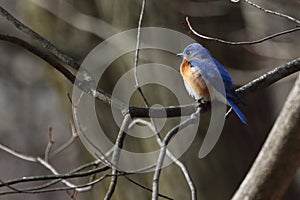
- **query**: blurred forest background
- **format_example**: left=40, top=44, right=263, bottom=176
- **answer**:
left=0, top=0, right=299, bottom=199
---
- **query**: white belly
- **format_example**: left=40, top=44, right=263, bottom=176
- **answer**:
left=183, top=80, right=206, bottom=100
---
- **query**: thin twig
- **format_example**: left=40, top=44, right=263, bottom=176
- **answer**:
left=133, top=0, right=150, bottom=106
left=104, top=114, right=132, bottom=200
left=0, top=143, right=36, bottom=162
left=243, top=0, right=300, bottom=24
left=51, top=120, right=79, bottom=157
left=0, top=160, right=110, bottom=195
left=36, top=157, right=91, bottom=192
left=72, top=93, right=113, bottom=166
left=186, top=16, right=300, bottom=45
left=124, top=176, right=173, bottom=200
left=167, top=152, right=197, bottom=200
left=152, top=108, right=201, bottom=200
left=0, top=174, right=110, bottom=195
left=129, top=118, right=197, bottom=199
left=134, top=0, right=146, bottom=88
left=0, top=165, right=110, bottom=188
left=44, top=126, right=54, bottom=162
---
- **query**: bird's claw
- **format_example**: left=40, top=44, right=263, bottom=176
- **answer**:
left=196, top=98, right=210, bottom=110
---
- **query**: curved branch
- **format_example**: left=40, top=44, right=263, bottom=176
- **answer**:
left=0, top=6, right=80, bottom=70
left=0, top=34, right=75, bottom=84
left=104, top=114, right=131, bottom=200
left=185, top=16, right=300, bottom=45
left=243, top=0, right=300, bottom=24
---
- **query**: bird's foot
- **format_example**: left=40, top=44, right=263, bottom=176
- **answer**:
left=196, top=98, right=210, bottom=110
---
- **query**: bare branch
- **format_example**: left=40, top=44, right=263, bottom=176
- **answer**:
left=124, top=176, right=173, bottom=200
left=71, top=92, right=113, bottom=166
left=236, top=58, right=300, bottom=97
left=0, top=174, right=110, bottom=195
left=0, top=7, right=125, bottom=110
left=50, top=121, right=79, bottom=157
left=0, top=6, right=79, bottom=70
left=0, top=34, right=76, bottom=83
left=152, top=108, right=200, bottom=200
left=167, top=152, right=197, bottom=200
left=0, top=143, right=36, bottom=162
left=186, top=16, right=300, bottom=45
left=134, top=0, right=146, bottom=88
left=243, top=0, right=300, bottom=24
left=0, top=165, right=110, bottom=188
left=44, top=126, right=54, bottom=162
left=36, top=158, right=91, bottom=192
left=104, top=114, right=132, bottom=200
left=129, top=119, right=197, bottom=199
left=232, top=73, right=300, bottom=200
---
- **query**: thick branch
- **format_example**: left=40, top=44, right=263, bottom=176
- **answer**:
left=0, top=6, right=79, bottom=70
left=0, top=35, right=76, bottom=83
left=236, top=58, right=300, bottom=97
left=232, top=73, right=300, bottom=200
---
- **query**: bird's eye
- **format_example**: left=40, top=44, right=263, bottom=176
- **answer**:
left=186, top=50, right=191, bottom=55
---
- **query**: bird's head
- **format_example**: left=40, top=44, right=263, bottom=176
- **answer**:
left=177, top=43, right=210, bottom=60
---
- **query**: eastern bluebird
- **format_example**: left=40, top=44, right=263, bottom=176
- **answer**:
left=178, top=43, right=247, bottom=123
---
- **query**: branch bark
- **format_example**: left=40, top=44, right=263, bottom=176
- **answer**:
left=232, top=72, right=300, bottom=200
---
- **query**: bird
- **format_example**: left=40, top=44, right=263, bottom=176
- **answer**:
left=177, top=43, right=247, bottom=124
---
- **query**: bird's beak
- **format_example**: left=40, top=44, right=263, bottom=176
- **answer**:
left=177, top=53, right=184, bottom=57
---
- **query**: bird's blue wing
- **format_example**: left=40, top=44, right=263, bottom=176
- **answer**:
left=212, top=58, right=234, bottom=91
left=227, top=98, right=247, bottom=123
left=212, top=58, right=245, bottom=104
left=190, top=57, right=247, bottom=123
left=189, top=58, right=226, bottom=97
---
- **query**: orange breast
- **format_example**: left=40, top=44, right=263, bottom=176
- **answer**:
left=180, top=59, right=210, bottom=99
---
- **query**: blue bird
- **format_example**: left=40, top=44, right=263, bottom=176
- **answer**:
left=178, top=43, right=247, bottom=123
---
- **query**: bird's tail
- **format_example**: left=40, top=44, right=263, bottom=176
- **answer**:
left=227, top=99, right=247, bottom=124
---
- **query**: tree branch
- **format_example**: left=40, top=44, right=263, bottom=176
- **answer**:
left=232, top=73, right=300, bottom=200
left=236, top=58, right=300, bottom=97
left=0, top=165, right=109, bottom=188
left=104, top=114, right=132, bottom=200
left=243, top=0, right=300, bottom=24
left=185, top=16, right=300, bottom=45
left=0, top=5, right=80, bottom=70
left=0, top=34, right=76, bottom=83
left=152, top=108, right=200, bottom=200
